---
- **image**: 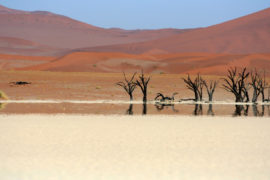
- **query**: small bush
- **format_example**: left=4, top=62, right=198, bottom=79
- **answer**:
left=0, top=90, right=8, bottom=100
left=96, top=86, right=101, bottom=90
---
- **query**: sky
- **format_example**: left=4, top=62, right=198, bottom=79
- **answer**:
left=0, top=0, right=270, bottom=30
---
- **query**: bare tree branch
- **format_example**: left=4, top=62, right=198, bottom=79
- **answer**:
left=136, top=70, right=151, bottom=102
left=116, top=72, right=137, bottom=101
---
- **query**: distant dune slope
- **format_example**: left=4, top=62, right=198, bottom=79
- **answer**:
left=82, top=8, right=270, bottom=54
left=1, top=5, right=270, bottom=75
left=0, top=53, right=54, bottom=70
left=0, top=5, right=188, bottom=51
left=19, top=52, right=270, bottom=76
left=0, top=37, right=65, bottom=56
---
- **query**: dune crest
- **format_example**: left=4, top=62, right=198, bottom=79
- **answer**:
left=82, top=8, right=270, bottom=54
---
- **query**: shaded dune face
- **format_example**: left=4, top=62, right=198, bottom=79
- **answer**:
left=82, top=8, right=270, bottom=54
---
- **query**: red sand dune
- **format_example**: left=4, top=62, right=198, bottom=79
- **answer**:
left=1, top=5, right=270, bottom=76
left=19, top=52, right=270, bottom=76
left=0, top=53, right=54, bottom=70
left=83, top=8, right=270, bottom=54
left=0, top=5, right=188, bottom=51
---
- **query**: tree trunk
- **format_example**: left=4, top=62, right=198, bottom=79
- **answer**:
left=245, top=91, right=250, bottom=102
left=252, top=89, right=258, bottom=103
left=235, top=95, right=243, bottom=102
left=194, top=91, right=198, bottom=101
left=262, top=90, right=265, bottom=102
left=129, top=93, right=133, bottom=101
left=199, top=94, right=203, bottom=101
left=208, top=93, right=213, bottom=102
left=143, top=95, right=147, bottom=102
left=142, top=102, right=147, bottom=115
left=143, top=89, right=147, bottom=102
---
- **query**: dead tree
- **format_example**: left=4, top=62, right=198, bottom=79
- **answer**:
left=155, top=92, right=178, bottom=102
left=182, top=74, right=204, bottom=101
left=203, top=80, right=218, bottom=102
left=222, top=67, right=249, bottom=102
left=142, top=102, right=147, bottom=115
left=259, top=71, right=268, bottom=102
left=116, top=72, right=137, bottom=101
left=183, top=75, right=198, bottom=101
left=242, top=82, right=250, bottom=102
left=250, top=70, right=261, bottom=103
left=136, top=71, right=151, bottom=102
left=196, top=74, right=204, bottom=101
left=268, top=88, right=270, bottom=101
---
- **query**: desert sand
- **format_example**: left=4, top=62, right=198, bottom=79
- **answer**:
left=0, top=114, right=270, bottom=180
left=0, top=71, right=235, bottom=102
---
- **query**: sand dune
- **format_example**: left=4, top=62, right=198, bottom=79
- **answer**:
left=18, top=52, right=270, bottom=75
left=0, top=5, right=187, bottom=52
left=0, top=53, right=54, bottom=70
left=0, top=37, right=64, bottom=56
left=1, top=5, right=270, bottom=74
left=83, top=8, right=270, bottom=54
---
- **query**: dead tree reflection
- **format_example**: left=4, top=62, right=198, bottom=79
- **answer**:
left=267, top=105, right=270, bottom=116
left=193, top=104, right=203, bottom=116
left=155, top=102, right=179, bottom=113
left=207, top=104, right=215, bottom=116
left=252, top=105, right=265, bottom=117
left=233, top=105, right=249, bottom=116
left=126, top=103, right=134, bottom=115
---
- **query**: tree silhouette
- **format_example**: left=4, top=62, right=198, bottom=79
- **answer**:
left=116, top=72, right=137, bottom=101
left=222, top=67, right=249, bottom=102
left=136, top=71, right=151, bottom=102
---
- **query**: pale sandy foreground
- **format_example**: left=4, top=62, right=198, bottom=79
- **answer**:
left=0, top=115, right=270, bottom=180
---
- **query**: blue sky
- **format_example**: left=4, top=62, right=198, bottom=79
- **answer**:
left=0, top=0, right=270, bottom=29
